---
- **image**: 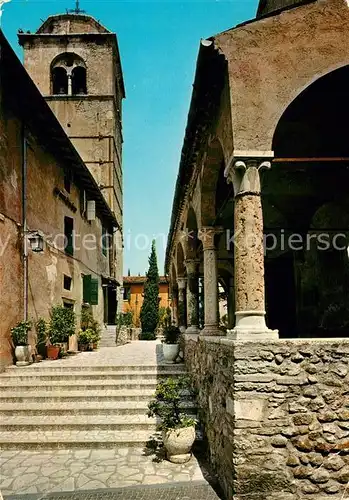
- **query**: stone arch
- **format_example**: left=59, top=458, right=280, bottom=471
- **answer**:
left=200, top=138, right=225, bottom=227
left=176, top=241, right=186, bottom=277
left=185, top=206, right=199, bottom=259
left=265, top=64, right=349, bottom=338
left=273, top=64, right=349, bottom=158
left=170, top=263, right=177, bottom=288
left=51, top=52, right=87, bottom=96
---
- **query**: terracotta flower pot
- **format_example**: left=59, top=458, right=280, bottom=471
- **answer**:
left=162, top=426, right=196, bottom=463
left=47, top=345, right=60, bottom=360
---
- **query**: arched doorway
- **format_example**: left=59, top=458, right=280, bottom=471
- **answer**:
left=264, top=65, right=349, bottom=337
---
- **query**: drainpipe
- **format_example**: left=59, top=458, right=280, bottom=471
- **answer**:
left=22, top=126, right=28, bottom=321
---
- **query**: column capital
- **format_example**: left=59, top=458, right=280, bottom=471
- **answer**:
left=224, top=150, right=274, bottom=197
left=198, top=226, right=223, bottom=251
left=177, top=277, right=187, bottom=290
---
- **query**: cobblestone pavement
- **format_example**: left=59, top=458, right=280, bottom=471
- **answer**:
left=4, top=481, right=221, bottom=499
left=0, top=447, right=220, bottom=498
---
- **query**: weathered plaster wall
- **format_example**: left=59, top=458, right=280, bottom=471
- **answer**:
left=185, top=335, right=349, bottom=500
left=0, top=95, right=112, bottom=369
left=216, top=0, right=349, bottom=151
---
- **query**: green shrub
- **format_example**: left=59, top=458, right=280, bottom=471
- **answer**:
left=49, top=306, right=76, bottom=345
left=11, top=321, right=31, bottom=346
left=35, top=318, right=47, bottom=357
left=140, top=332, right=156, bottom=340
left=140, top=240, right=160, bottom=336
left=147, top=376, right=197, bottom=430
left=163, top=325, right=180, bottom=345
left=116, top=311, right=133, bottom=328
left=81, top=306, right=101, bottom=343
left=78, top=328, right=93, bottom=344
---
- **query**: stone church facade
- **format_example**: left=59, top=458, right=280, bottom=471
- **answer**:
left=0, top=13, right=125, bottom=369
left=166, top=0, right=349, bottom=498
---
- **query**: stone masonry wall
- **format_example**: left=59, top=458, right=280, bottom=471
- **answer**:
left=184, top=334, right=349, bottom=500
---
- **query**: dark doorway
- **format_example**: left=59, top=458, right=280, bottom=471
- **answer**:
left=103, top=285, right=117, bottom=325
left=265, top=252, right=297, bottom=338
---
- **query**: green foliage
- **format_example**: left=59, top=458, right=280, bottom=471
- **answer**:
left=11, top=321, right=31, bottom=346
left=49, top=306, right=76, bottom=345
left=36, top=318, right=47, bottom=342
left=140, top=332, right=156, bottom=340
left=116, top=311, right=133, bottom=329
left=163, top=325, right=180, bottom=345
left=147, top=376, right=197, bottom=430
left=158, top=307, right=169, bottom=328
left=140, top=240, right=160, bottom=336
left=78, top=328, right=94, bottom=344
left=81, top=306, right=101, bottom=343
left=35, top=318, right=48, bottom=356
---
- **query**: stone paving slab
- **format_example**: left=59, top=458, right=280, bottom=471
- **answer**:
left=4, top=342, right=166, bottom=369
left=4, top=481, right=222, bottom=499
left=0, top=447, right=215, bottom=496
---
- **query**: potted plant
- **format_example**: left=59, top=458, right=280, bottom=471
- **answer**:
left=36, top=318, right=47, bottom=360
left=80, top=307, right=101, bottom=350
left=11, top=320, right=32, bottom=366
left=48, top=305, right=76, bottom=359
left=162, top=324, right=180, bottom=363
left=78, top=328, right=93, bottom=351
left=148, top=376, right=197, bottom=464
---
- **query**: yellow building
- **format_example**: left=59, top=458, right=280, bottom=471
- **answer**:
left=122, top=276, right=170, bottom=327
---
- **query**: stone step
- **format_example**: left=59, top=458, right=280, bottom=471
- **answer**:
left=0, top=428, right=201, bottom=450
left=0, top=370, right=185, bottom=382
left=0, top=389, right=193, bottom=403
left=0, top=429, right=160, bottom=449
left=0, top=400, right=197, bottom=417
left=0, top=380, right=164, bottom=391
left=0, top=415, right=160, bottom=431
left=0, top=414, right=197, bottom=432
left=4, top=364, right=186, bottom=373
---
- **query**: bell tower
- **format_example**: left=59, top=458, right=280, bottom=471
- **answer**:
left=18, top=10, right=125, bottom=295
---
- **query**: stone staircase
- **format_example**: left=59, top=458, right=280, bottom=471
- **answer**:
left=99, top=325, right=117, bottom=347
left=0, top=361, right=197, bottom=450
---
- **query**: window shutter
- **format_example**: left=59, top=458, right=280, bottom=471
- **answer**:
left=90, top=278, right=99, bottom=305
left=83, top=275, right=92, bottom=303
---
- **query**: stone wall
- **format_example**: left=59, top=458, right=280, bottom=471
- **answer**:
left=184, top=334, right=349, bottom=500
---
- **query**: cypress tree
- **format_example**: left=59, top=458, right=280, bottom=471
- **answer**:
left=140, top=240, right=160, bottom=338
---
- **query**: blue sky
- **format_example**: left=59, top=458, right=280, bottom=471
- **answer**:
left=2, top=0, right=256, bottom=276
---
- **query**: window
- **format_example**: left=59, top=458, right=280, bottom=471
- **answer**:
left=64, top=216, right=74, bottom=256
left=123, top=286, right=131, bottom=301
left=83, top=275, right=99, bottom=305
left=72, top=66, right=87, bottom=95
left=52, top=67, right=68, bottom=95
left=63, top=275, right=72, bottom=291
left=51, top=53, right=87, bottom=96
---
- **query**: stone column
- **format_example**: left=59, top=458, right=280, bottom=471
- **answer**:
left=171, top=287, right=179, bottom=327
left=199, top=227, right=221, bottom=336
left=225, top=152, right=278, bottom=340
left=177, top=277, right=187, bottom=333
left=185, top=260, right=200, bottom=334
